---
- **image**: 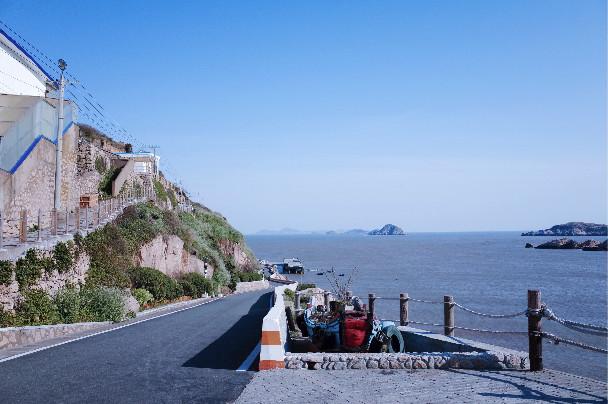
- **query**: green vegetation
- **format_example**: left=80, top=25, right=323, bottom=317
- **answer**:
left=167, top=188, right=178, bottom=208
left=132, top=288, right=153, bottom=307
left=179, top=272, right=213, bottom=297
left=1, top=200, right=257, bottom=328
left=94, top=156, right=107, bottom=174
left=297, top=283, right=316, bottom=291
left=128, top=267, right=182, bottom=301
left=153, top=180, right=168, bottom=203
left=0, top=261, right=13, bottom=286
left=283, top=289, right=295, bottom=301
left=98, top=166, right=119, bottom=196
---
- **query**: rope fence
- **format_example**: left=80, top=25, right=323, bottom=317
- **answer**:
left=362, top=290, right=607, bottom=372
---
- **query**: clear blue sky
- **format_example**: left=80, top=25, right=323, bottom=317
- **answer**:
left=1, top=1, right=606, bottom=233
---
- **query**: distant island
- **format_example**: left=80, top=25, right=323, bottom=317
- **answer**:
left=527, top=238, right=607, bottom=251
left=521, top=222, right=607, bottom=237
left=368, top=224, right=405, bottom=236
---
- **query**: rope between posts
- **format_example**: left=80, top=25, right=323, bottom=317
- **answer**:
left=454, top=302, right=527, bottom=319
left=541, top=332, right=608, bottom=354
left=452, top=325, right=528, bottom=334
left=541, top=305, right=608, bottom=334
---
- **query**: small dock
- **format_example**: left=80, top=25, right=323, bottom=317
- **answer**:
left=237, top=369, right=608, bottom=403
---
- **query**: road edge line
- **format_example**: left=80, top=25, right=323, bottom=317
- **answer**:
left=0, top=296, right=224, bottom=363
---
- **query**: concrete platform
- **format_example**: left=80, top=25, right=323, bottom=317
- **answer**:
left=236, top=369, right=608, bottom=403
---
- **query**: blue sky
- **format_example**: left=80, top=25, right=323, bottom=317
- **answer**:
left=1, top=1, right=606, bottom=233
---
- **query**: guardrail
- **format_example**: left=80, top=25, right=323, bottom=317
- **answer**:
left=259, top=282, right=297, bottom=370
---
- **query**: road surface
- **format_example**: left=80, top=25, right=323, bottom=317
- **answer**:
left=0, top=288, right=272, bottom=403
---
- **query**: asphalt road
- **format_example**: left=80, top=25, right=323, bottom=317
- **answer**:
left=0, top=288, right=273, bottom=404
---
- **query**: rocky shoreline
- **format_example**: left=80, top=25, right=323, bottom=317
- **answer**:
left=526, top=238, right=607, bottom=251
left=522, top=222, right=607, bottom=237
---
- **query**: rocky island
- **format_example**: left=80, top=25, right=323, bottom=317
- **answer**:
left=368, top=224, right=405, bottom=236
left=530, top=238, right=607, bottom=251
left=522, top=222, right=607, bottom=236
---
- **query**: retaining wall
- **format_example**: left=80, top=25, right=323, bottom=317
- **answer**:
left=234, top=280, right=269, bottom=294
left=0, top=321, right=110, bottom=351
left=259, top=282, right=297, bottom=370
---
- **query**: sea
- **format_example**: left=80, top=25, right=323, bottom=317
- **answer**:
left=246, top=232, right=608, bottom=381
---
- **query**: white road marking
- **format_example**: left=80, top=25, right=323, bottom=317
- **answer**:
left=236, top=292, right=274, bottom=372
left=0, top=296, right=224, bottom=363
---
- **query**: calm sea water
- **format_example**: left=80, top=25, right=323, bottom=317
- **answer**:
left=246, top=232, right=608, bottom=380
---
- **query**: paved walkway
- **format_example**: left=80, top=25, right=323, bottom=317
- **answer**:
left=237, top=369, right=608, bottom=403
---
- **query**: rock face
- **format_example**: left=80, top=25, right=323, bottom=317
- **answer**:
left=368, top=224, right=405, bottom=236
left=135, top=235, right=215, bottom=278
left=582, top=240, right=608, bottom=251
left=534, top=238, right=607, bottom=251
left=535, top=238, right=580, bottom=249
left=524, top=243, right=534, bottom=248
left=522, top=222, right=607, bottom=236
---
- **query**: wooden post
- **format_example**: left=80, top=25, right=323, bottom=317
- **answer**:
left=444, top=295, right=455, bottom=337
left=19, top=209, right=27, bottom=243
left=368, top=293, right=376, bottom=322
left=324, top=292, right=330, bottom=311
left=96, top=203, right=101, bottom=226
left=0, top=210, right=3, bottom=249
left=400, top=293, right=409, bottom=326
left=85, top=207, right=89, bottom=229
left=528, top=289, right=543, bottom=371
left=51, top=209, right=57, bottom=236
left=295, top=292, right=301, bottom=311
left=65, top=208, right=69, bottom=234
left=75, top=207, right=80, bottom=231
left=37, top=209, right=42, bottom=241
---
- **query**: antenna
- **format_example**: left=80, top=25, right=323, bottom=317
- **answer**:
left=142, top=145, right=160, bottom=178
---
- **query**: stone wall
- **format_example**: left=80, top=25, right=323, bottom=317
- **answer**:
left=0, top=247, right=90, bottom=312
left=285, top=351, right=529, bottom=371
left=135, top=235, right=215, bottom=279
left=234, top=280, right=269, bottom=294
left=0, top=321, right=111, bottom=351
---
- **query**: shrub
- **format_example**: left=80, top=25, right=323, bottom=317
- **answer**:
left=79, top=287, right=127, bottom=323
left=180, top=273, right=212, bottom=298
left=153, top=180, right=168, bottom=203
left=128, top=267, right=182, bottom=301
left=167, top=188, right=178, bottom=208
left=54, top=287, right=82, bottom=323
left=98, top=166, right=119, bottom=196
left=178, top=279, right=196, bottom=298
left=53, top=242, right=74, bottom=274
left=15, top=249, right=45, bottom=290
left=0, top=260, right=13, bottom=286
left=283, top=289, right=295, bottom=301
left=236, top=272, right=263, bottom=282
left=297, top=283, right=316, bottom=291
left=132, top=288, right=153, bottom=307
left=15, top=290, right=60, bottom=326
left=94, top=156, right=107, bottom=174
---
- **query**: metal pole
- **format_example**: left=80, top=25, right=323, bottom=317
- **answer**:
left=295, top=292, right=301, bottom=311
left=324, top=292, right=330, bottom=311
left=64, top=208, right=69, bottom=234
left=0, top=210, right=4, bottom=249
left=37, top=209, right=42, bottom=241
left=53, top=60, right=67, bottom=210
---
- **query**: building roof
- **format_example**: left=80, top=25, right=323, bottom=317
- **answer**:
left=0, top=27, right=53, bottom=96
